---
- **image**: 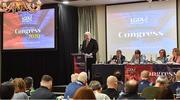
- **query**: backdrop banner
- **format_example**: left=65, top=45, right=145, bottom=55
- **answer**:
left=125, top=64, right=177, bottom=83
left=92, top=64, right=180, bottom=86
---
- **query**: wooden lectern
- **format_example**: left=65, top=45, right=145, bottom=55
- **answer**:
left=72, top=53, right=92, bottom=73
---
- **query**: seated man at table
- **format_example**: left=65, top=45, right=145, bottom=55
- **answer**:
left=108, top=50, right=125, bottom=64
left=130, top=49, right=147, bottom=64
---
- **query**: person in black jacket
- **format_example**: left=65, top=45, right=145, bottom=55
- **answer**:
left=24, top=76, right=34, bottom=96
left=0, top=81, right=15, bottom=99
left=102, top=75, right=119, bottom=99
left=81, top=32, right=98, bottom=79
left=108, top=50, right=125, bottom=64
left=30, top=75, right=56, bottom=99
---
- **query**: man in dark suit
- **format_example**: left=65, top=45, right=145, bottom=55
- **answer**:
left=30, top=75, right=56, bottom=99
left=81, top=32, right=98, bottom=79
left=108, top=49, right=125, bottom=64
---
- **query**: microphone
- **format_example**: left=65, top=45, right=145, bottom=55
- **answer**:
left=79, top=44, right=82, bottom=53
left=166, top=55, right=170, bottom=60
left=80, top=44, right=82, bottom=49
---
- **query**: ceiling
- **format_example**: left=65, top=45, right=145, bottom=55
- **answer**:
left=42, top=0, right=146, bottom=7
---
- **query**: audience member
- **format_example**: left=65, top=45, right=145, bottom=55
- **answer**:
left=113, top=70, right=124, bottom=92
left=30, top=75, right=56, bottom=99
left=169, top=70, right=180, bottom=94
left=108, top=49, right=126, bottom=64
left=24, top=76, right=35, bottom=96
left=64, top=72, right=87, bottom=99
left=168, top=48, right=180, bottom=64
left=156, top=49, right=168, bottom=63
left=89, top=80, right=110, bottom=100
left=119, top=79, right=144, bottom=99
left=138, top=70, right=151, bottom=93
left=142, top=75, right=173, bottom=99
left=0, top=81, right=15, bottom=99
left=73, top=86, right=96, bottom=99
left=130, top=49, right=147, bottom=64
left=71, top=73, right=79, bottom=82
left=102, top=75, right=119, bottom=99
left=12, top=78, right=28, bottom=99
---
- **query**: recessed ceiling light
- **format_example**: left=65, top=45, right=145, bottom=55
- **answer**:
left=62, top=1, right=70, bottom=4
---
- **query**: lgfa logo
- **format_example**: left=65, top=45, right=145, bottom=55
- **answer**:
left=21, top=13, right=33, bottom=23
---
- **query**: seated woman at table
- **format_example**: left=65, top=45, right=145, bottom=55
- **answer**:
left=108, top=49, right=125, bottom=64
left=130, top=49, right=147, bottom=64
left=156, top=49, right=168, bottom=64
left=168, top=48, right=180, bottom=64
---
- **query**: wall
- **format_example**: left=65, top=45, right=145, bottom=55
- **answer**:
left=0, top=13, right=2, bottom=83
left=178, top=0, right=180, bottom=47
left=96, top=6, right=106, bottom=63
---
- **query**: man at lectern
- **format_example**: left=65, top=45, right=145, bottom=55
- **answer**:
left=81, top=32, right=98, bottom=78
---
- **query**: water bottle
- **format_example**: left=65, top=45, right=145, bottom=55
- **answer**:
left=67, top=95, right=70, bottom=100
left=98, top=58, right=102, bottom=64
left=176, top=87, right=180, bottom=98
left=150, top=55, right=152, bottom=63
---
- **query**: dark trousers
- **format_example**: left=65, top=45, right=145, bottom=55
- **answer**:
left=86, top=58, right=96, bottom=80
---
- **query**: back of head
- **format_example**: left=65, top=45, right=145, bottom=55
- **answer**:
left=156, top=75, right=168, bottom=86
left=24, top=76, right=33, bottom=90
left=89, top=80, right=102, bottom=91
left=73, top=86, right=96, bottom=99
left=141, top=70, right=150, bottom=80
left=77, top=72, right=87, bottom=84
left=107, top=75, right=118, bottom=89
left=113, top=70, right=122, bottom=81
left=71, top=73, right=79, bottom=82
left=12, top=78, right=26, bottom=93
left=41, top=75, right=53, bottom=82
left=176, top=70, right=180, bottom=81
left=40, top=75, right=53, bottom=90
left=125, top=79, right=138, bottom=93
left=0, top=81, right=15, bottom=99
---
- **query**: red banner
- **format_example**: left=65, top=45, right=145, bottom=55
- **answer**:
left=74, top=57, right=80, bottom=73
left=125, top=64, right=154, bottom=82
left=125, top=64, right=177, bottom=83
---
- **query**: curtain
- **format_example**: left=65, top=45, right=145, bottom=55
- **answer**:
left=78, top=6, right=97, bottom=47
